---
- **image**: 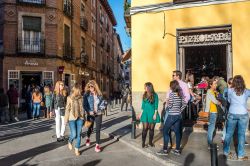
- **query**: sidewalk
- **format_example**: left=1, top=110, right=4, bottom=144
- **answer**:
left=101, top=105, right=250, bottom=166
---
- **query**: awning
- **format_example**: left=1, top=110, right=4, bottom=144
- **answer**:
left=122, top=49, right=131, bottom=63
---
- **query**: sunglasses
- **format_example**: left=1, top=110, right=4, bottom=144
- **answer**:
left=172, top=75, right=176, bottom=77
left=59, top=84, right=64, bottom=86
left=89, top=85, right=94, bottom=88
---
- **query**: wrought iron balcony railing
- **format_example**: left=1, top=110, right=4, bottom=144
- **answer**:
left=17, top=0, right=46, bottom=6
left=63, top=44, right=74, bottom=60
left=63, top=0, right=73, bottom=18
left=80, top=17, right=88, bottom=31
left=17, top=38, right=45, bottom=55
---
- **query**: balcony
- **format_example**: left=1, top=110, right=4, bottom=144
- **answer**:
left=63, top=44, right=74, bottom=61
left=124, top=0, right=131, bottom=36
left=17, top=0, right=46, bottom=6
left=101, top=64, right=106, bottom=73
left=80, top=17, right=88, bottom=31
left=106, top=44, right=110, bottom=52
left=106, top=24, right=109, bottom=32
left=63, top=0, right=73, bottom=18
left=17, top=38, right=45, bottom=55
left=100, top=38, right=105, bottom=47
left=80, top=51, right=89, bottom=66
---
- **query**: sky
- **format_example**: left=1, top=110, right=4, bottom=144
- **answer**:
left=109, top=0, right=131, bottom=52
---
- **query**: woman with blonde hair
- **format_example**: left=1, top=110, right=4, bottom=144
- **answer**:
left=53, top=81, right=67, bottom=142
left=44, top=86, right=53, bottom=119
left=83, top=80, right=106, bottom=152
left=32, top=88, right=42, bottom=120
left=65, top=85, right=85, bottom=156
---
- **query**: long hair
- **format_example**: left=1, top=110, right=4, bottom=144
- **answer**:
left=170, top=80, right=183, bottom=97
left=85, top=80, right=102, bottom=96
left=143, top=82, right=155, bottom=103
left=71, top=84, right=82, bottom=97
left=232, top=75, right=246, bottom=96
left=34, top=88, right=40, bottom=96
left=54, top=81, right=67, bottom=96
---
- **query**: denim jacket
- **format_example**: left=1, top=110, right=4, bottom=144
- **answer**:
left=83, top=93, right=106, bottom=114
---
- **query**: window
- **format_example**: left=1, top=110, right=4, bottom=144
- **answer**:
left=91, top=44, right=96, bottom=62
left=21, top=16, right=42, bottom=53
left=18, top=0, right=45, bottom=5
left=100, top=79, right=103, bottom=91
left=43, top=71, right=54, bottom=86
left=81, top=37, right=85, bottom=52
left=92, top=0, right=96, bottom=8
left=91, top=16, right=96, bottom=36
left=100, top=50, right=103, bottom=64
left=8, top=70, right=19, bottom=79
left=81, top=3, right=85, bottom=17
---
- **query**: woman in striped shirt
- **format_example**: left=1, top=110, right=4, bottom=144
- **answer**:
left=157, top=80, right=186, bottom=156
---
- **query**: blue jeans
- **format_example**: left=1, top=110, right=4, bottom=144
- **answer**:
left=223, top=113, right=249, bottom=158
left=69, top=118, right=84, bottom=149
left=207, top=113, right=217, bottom=145
left=33, top=103, right=40, bottom=118
left=163, top=114, right=182, bottom=150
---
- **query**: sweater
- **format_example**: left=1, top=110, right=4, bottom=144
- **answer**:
left=167, top=92, right=187, bottom=115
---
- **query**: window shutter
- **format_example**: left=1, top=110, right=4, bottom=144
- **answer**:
left=23, top=16, right=41, bottom=32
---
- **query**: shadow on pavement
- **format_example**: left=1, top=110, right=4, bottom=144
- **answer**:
left=218, top=154, right=229, bottom=166
left=82, top=159, right=102, bottom=166
left=0, top=120, right=54, bottom=142
left=0, top=141, right=67, bottom=165
left=184, top=153, right=195, bottom=166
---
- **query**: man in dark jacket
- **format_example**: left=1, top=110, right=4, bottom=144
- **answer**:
left=0, top=88, right=9, bottom=123
left=7, top=84, right=19, bottom=121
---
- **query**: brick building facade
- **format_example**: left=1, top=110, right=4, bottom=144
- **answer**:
left=0, top=0, right=123, bottom=102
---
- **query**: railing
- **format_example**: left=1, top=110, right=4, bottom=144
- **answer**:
left=63, top=0, right=73, bottom=18
left=63, top=44, right=74, bottom=60
left=17, top=0, right=46, bottom=6
left=100, top=38, right=105, bottom=47
left=80, top=17, right=88, bottom=31
left=17, top=38, right=45, bottom=55
left=80, top=51, right=89, bottom=65
left=106, top=44, right=110, bottom=52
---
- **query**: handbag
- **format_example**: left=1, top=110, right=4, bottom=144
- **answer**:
left=84, top=120, right=92, bottom=128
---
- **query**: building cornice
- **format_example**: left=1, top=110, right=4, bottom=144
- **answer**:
left=130, top=0, right=250, bottom=15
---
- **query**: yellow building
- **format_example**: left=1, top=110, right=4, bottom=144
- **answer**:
left=129, top=0, right=250, bottom=112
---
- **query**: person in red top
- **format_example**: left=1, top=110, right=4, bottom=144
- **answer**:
left=7, top=84, right=19, bottom=122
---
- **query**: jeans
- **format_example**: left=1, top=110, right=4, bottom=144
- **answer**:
left=0, top=107, right=9, bottom=122
left=87, top=114, right=102, bottom=144
left=223, top=113, right=249, bottom=158
left=69, top=118, right=84, bottom=149
left=55, top=108, right=66, bottom=138
left=33, top=103, right=40, bottom=118
left=207, top=113, right=217, bottom=145
left=121, top=97, right=128, bottom=111
left=163, top=114, right=182, bottom=150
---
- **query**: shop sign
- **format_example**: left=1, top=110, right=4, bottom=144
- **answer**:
left=58, top=66, right=64, bottom=74
left=24, top=60, right=38, bottom=66
left=178, top=32, right=231, bottom=45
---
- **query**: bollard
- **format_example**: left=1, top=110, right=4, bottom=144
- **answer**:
left=210, top=143, right=218, bottom=166
left=131, top=121, right=136, bottom=139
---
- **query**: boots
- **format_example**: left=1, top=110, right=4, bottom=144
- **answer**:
left=142, top=128, right=148, bottom=148
left=68, top=142, right=73, bottom=150
left=149, top=129, right=155, bottom=147
left=75, top=148, right=80, bottom=156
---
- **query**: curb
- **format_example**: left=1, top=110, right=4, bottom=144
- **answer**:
left=101, top=130, right=181, bottom=166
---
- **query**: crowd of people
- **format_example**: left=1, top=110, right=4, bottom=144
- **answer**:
left=138, top=70, right=250, bottom=161
left=0, top=80, right=108, bottom=156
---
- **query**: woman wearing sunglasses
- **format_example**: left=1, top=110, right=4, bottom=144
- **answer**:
left=53, top=81, right=68, bottom=142
left=83, top=80, right=106, bottom=152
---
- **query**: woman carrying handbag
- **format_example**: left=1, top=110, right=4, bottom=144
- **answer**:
left=83, top=80, right=106, bottom=153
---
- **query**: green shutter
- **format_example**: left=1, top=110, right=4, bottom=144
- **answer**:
left=23, top=16, right=41, bottom=32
